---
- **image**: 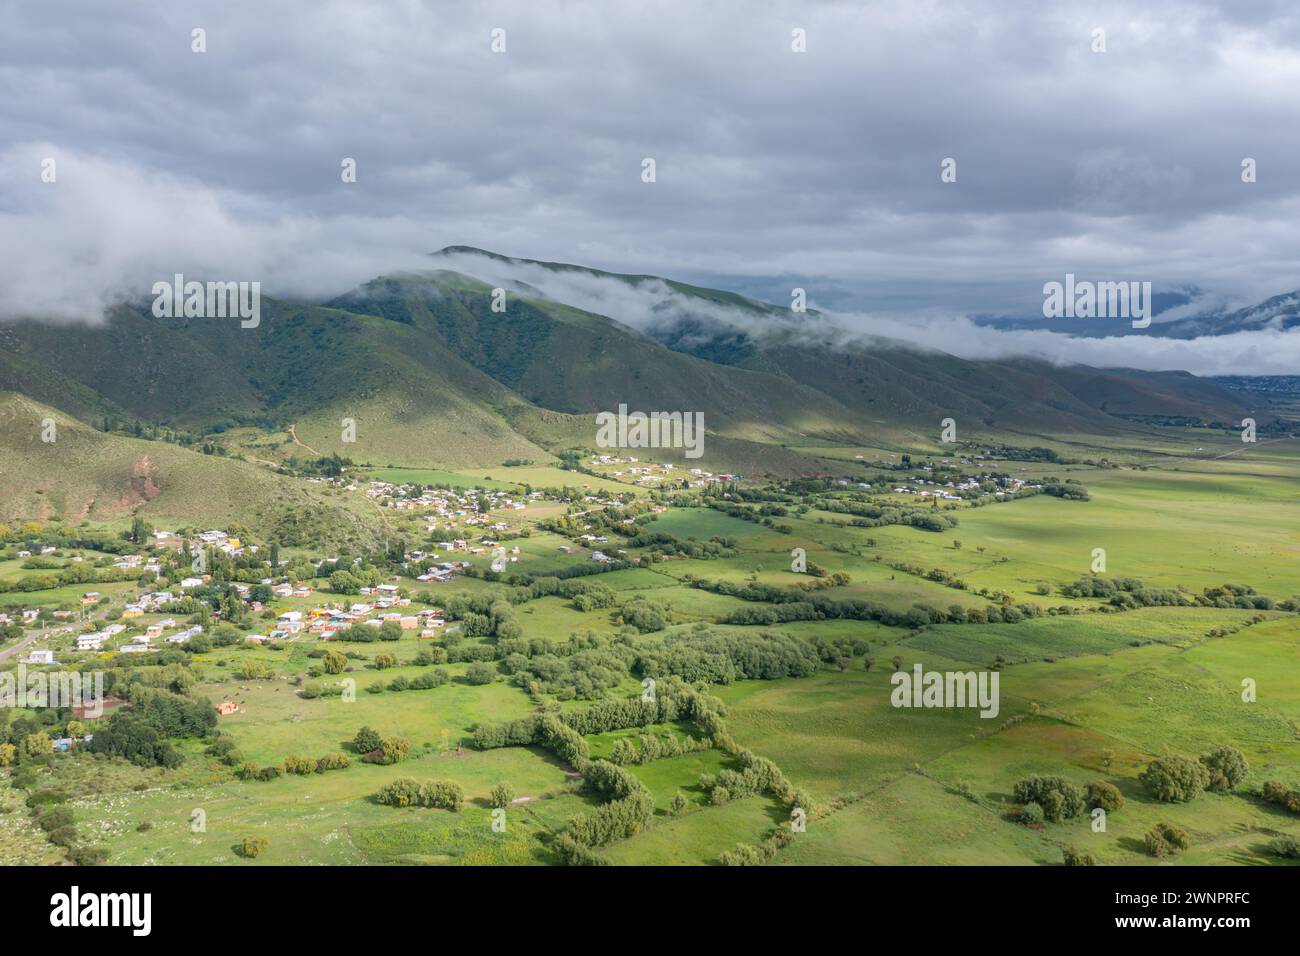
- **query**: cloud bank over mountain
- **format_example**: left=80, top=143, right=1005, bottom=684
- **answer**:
left=5, top=0, right=1300, bottom=375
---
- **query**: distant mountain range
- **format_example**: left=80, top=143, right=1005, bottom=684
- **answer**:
left=975, top=288, right=1300, bottom=339
left=0, top=247, right=1274, bottom=531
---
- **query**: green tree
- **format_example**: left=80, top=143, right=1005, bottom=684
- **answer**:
left=322, top=649, right=347, bottom=674
left=1140, top=755, right=1210, bottom=803
left=25, top=731, right=52, bottom=759
left=464, top=662, right=497, bottom=685
left=353, top=726, right=382, bottom=755
left=1086, top=780, right=1124, bottom=813
left=129, top=516, right=152, bottom=544
left=1200, top=745, right=1248, bottom=792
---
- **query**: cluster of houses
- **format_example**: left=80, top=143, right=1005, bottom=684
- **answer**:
left=357, top=481, right=534, bottom=528
left=587, top=456, right=741, bottom=488
left=889, top=474, right=1039, bottom=501
left=118, top=589, right=179, bottom=615
left=268, top=601, right=447, bottom=641
left=188, top=529, right=252, bottom=557
left=73, top=618, right=204, bottom=654
left=594, top=458, right=676, bottom=485
left=688, top=467, right=741, bottom=484
left=404, top=538, right=520, bottom=582
left=414, top=562, right=472, bottom=583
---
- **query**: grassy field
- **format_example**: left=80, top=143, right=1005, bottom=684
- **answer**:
left=4, top=423, right=1300, bottom=867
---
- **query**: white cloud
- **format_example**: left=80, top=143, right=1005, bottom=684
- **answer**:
left=4, top=0, right=1300, bottom=375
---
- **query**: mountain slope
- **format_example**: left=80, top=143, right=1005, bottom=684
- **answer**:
left=423, top=248, right=1258, bottom=434
left=330, top=271, right=878, bottom=448
left=1152, top=290, right=1300, bottom=339
left=0, top=392, right=386, bottom=547
left=0, top=248, right=1269, bottom=491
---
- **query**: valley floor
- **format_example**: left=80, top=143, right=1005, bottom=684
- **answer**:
left=4, top=427, right=1299, bottom=865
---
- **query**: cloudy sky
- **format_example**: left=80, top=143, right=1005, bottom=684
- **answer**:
left=4, top=0, right=1300, bottom=373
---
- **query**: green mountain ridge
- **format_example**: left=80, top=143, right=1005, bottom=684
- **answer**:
left=0, top=392, right=386, bottom=548
left=0, top=250, right=1269, bottom=536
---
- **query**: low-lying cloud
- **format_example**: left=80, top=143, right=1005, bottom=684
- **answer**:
left=0, top=144, right=436, bottom=323
left=6, top=0, right=1300, bottom=376
left=433, top=248, right=1300, bottom=377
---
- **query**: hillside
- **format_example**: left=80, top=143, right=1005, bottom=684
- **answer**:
left=422, top=248, right=1259, bottom=434
left=0, top=247, right=1271, bottom=507
left=0, top=392, right=386, bottom=548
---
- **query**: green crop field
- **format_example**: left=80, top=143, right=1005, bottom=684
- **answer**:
left=4, top=413, right=1300, bottom=870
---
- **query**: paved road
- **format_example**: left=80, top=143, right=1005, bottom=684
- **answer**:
left=0, top=628, right=43, bottom=663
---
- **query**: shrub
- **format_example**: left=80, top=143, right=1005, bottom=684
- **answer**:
left=1261, top=780, right=1300, bottom=813
left=363, top=736, right=410, bottom=765
left=237, top=836, right=269, bottom=858
left=316, top=751, right=350, bottom=771
left=1144, top=822, right=1190, bottom=857
left=1062, top=845, right=1096, bottom=866
left=1019, top=801, right=1045, bottom=825
left=375, top=778, right=464, bottom=811
left=1140, top=755, right=1210, bottom=803
left=352, top=726, right=382, bottom=755
left=1086, top=780, right=1124, bottom=813
left=284, top=754, right=318, bottom=775
left=36, top=805, right=75, bottom=832
left=1200, top=745, right=1249, bottom=792
left=410, top=670, right=449, bottom=690
left=489, top=782, right=516, bottom=810
left=719, top=842, right=769, bottom=866
left=464, top=662, right=497, bottom=685
left=71, top=845, right=109, bottom=866
left=1144, top=829, right=1170, bottom=858
left=26, top=788, right=69, bottom=808
left=1013, top=776, right=1085, bottom=821
left=1268, top=834, right=1300, bottom=859
left=322, top=649, right=347, bottom=674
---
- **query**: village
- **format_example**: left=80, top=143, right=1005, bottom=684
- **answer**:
left=587, top=454, right=741, bottom=487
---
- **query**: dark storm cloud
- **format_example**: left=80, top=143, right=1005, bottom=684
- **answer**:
left=3, top=0, right=1300, bottom=372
